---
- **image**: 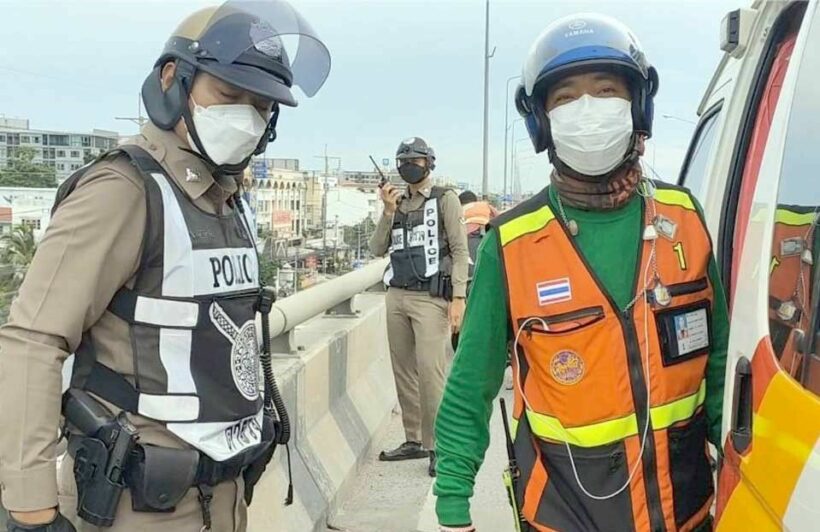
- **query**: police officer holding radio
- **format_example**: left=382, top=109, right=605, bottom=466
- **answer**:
left=369, top=138, right=469, bottom=477
left=0, top=2, right=330, bottom=531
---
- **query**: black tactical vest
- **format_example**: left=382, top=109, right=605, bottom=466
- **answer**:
left=383, top=187, right=450, bottom=289
left=59, top=146, right=265, bottom=462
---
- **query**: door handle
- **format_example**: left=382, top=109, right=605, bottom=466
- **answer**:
left=730, top=357, right=753, bottom=454
left=799, top=331, right=817, bottom=386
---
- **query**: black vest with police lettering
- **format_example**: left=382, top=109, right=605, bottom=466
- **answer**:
left=384, top=187, right=450, bottom=289
left=63, top=146, right=264, bottom=462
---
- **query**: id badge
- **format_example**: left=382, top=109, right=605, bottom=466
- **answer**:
left=780, top=237, right=805, bottom=258
left=656, top=301, right=711, bottom=366
left=391, top=228, right=405, bottom=250
left=407, top=226, right=426, bottom=247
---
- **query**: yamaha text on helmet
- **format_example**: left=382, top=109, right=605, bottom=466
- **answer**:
left=515, top=13, right=659, bottom=178
left=396, top=136, right=436, bottom=185
left=142, top=0, right=331, bottom=175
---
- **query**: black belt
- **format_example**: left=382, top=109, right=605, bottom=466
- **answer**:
left=394, top=280, right=431, bottom=292
left=67, top=434, right=256, bottom=489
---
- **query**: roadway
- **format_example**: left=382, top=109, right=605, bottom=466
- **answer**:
left=328, top=373, right=516, bottom=532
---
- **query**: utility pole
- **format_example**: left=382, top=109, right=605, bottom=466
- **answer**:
left=508, top=118, right=523, bottom=202
left=313, top=145, right=341, bottom=274
left=481, top=0, right=496, bottom=199
left=503, top=75, right=521, bottom=203
left=511, top=136, right=529, bottom=203
left=333, top=214, right=339, bottom=273
left=115, top=93, right=149, bottom=129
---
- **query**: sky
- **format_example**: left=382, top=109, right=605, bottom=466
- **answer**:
left=0, top=0, right=738, bottom=194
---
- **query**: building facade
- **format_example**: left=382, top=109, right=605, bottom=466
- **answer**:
left=0, top=118, right=119, bottom=183
left=342, top=169, right=402, bottom=188
left=245, top=160, right=307, bottom=240
left=303, top=171, right=324, bottom=234
left=0, top=187, right=58, bottom=241
left=0, top=206, right=11, bottom=236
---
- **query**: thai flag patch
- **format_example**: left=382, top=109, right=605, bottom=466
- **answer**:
left=537, top=278, right=572, bottom=306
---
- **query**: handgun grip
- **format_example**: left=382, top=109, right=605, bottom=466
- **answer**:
left=63, top=388, right=114, bottom=437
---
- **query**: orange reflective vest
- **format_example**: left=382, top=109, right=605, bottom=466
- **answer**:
left=493, top=184, right=715, bottom=532
left=768, top=205, right=817, bottom=381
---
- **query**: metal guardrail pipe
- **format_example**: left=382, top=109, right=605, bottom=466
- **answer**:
left=264, top=257, right=389, bottom=352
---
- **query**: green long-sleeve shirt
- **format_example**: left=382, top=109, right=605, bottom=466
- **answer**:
left=434, top=187, right=730, bottom=527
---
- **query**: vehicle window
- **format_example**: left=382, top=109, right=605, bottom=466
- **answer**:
left=769, top=12, right=820, bottom=396
left=678, top=104, right=722, bottom=203
left=721, top=3, right=805, bottom=305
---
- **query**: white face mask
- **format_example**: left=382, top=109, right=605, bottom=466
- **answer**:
left=548, top=94, right=634, bottom=177
left=187, top=98, right=269, bottom=166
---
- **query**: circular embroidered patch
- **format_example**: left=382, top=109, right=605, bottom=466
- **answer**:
left=209, top=302, right=260, bottom=401
left=550, top=350, right=585, bottom=385
left=232, top=321, right=261, bottom=401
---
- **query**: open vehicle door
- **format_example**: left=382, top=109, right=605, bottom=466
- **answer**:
left=698, top=2, right=820, bottom=529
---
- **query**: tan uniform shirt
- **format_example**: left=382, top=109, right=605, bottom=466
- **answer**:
left=0, top=123, right=242, bottom=512
left=369, top=182, right=469, bottom=298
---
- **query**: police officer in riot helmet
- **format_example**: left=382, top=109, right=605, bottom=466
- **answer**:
left=0, top=2, right=329, bottom=531
left=370, top=137, right=469, bottom=478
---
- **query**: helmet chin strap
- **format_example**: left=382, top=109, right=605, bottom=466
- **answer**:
left=548, top=133, right=641, bottom=183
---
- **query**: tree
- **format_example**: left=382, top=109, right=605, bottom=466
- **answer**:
left=1, top=224, right=37, bottom=268
left=0, top=225, right=37, bottom=325
left=258, top=254, right=281, bottom=287
left=0, top=147, right=58, bottom=188
left=343, top=217, right=377, bottom=260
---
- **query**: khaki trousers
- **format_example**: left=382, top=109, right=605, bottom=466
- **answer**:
left=57, top=455, right=248, bottom=532
left=385, top=288, right=449, bottom=450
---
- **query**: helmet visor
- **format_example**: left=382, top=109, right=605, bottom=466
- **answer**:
left=197, top=0, right=331, bottom=98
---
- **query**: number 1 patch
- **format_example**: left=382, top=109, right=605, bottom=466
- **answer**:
left=673, top=242, right=687, bottom=271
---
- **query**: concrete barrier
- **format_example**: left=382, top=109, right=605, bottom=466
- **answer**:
left=247, top=292, right=395, bottom=531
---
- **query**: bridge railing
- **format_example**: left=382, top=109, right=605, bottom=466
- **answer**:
left=265, top=257, right=388, bottom=353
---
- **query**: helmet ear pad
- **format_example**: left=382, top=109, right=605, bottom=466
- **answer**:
left=643, top=66, right=659, bottom=137
left=515, top=85, right=550, bottom=154
left=142, top=60, right=196, bottom=131
left=630, top=66, right=659, bottom=137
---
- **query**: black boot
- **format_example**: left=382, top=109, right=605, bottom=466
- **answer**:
left=428, top=450, right=437, bottom=477
left=379, top=441, right=428, bottom=462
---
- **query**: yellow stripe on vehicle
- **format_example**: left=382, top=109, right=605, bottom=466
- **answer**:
left=499, top=206, right=556, bottom=246
left=739, top=371, right=820, bottom=520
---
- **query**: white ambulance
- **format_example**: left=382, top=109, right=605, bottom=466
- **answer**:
left=677, top=1, right=819, bottom=529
